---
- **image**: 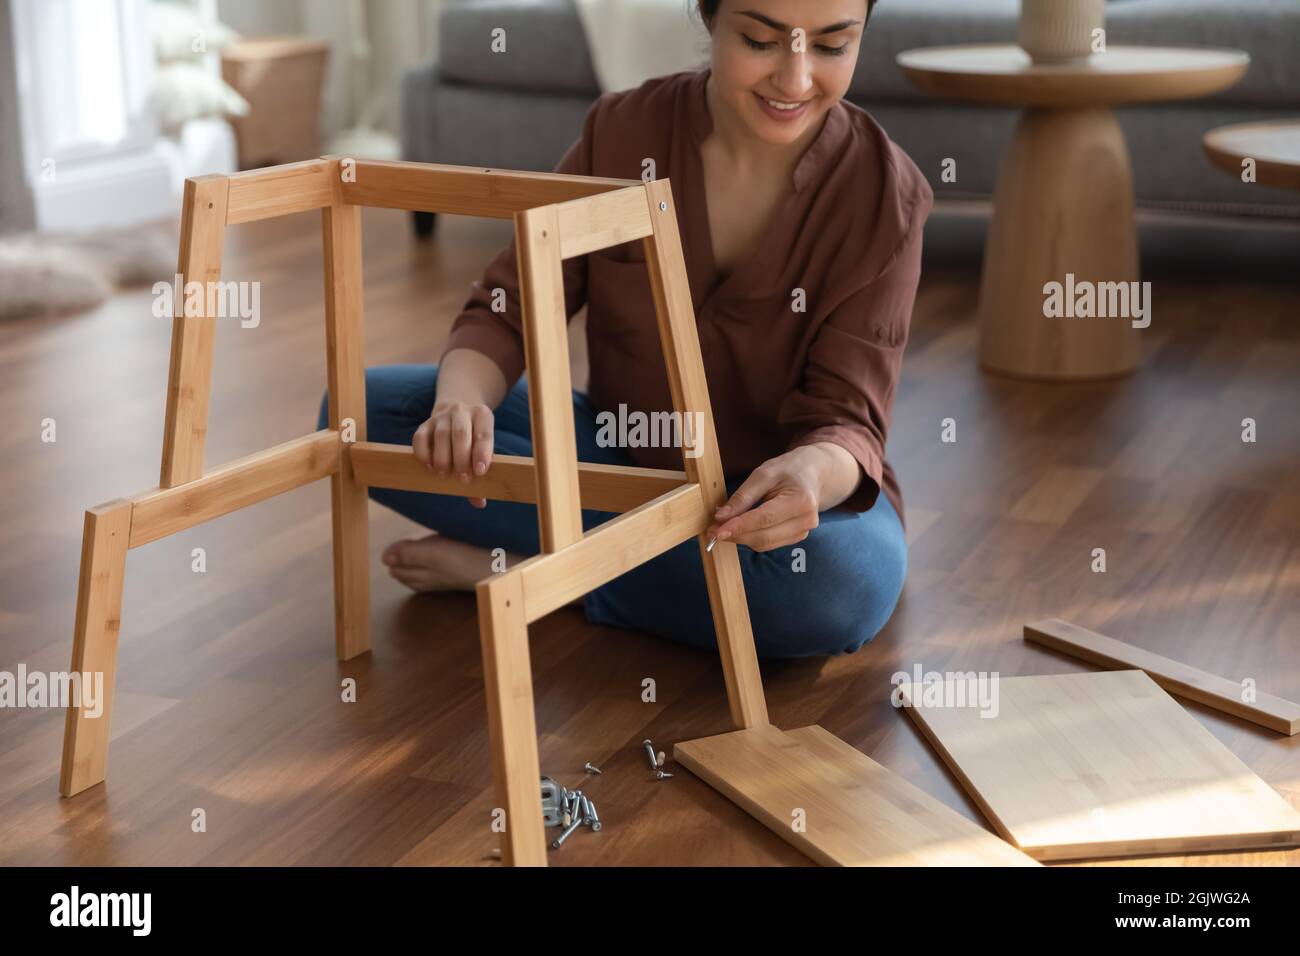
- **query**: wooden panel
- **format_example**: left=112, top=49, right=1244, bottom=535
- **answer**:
left=130, top=430, right=339, bottom=548
left=477, top=573, right=547, bottom=866
left=60, top=501, right=132, bottom=797
left=322, top=198, right=371, bottom=661
left=899, top=671, right=1300, bottom=861
left=554, top=185, right=653, bottom=259
left=517, top=483, right=708, bottom=622
left=226, top=159, right=333, bottom=224
left=643, top=178, right=768, bottom=731
left=338, top=158, right=640, bottom=217
left=674, top=723, right=1039, bottom=866
left=1025, top=618, right=1300, bottom=736
left=350, top=441, right=687, bottom=513
left=515, top=205, right=583, bottom=552
left=160, top=175, right=228, bottom=487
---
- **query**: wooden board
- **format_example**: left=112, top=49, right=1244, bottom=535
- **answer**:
left=674, top=724, right=1040, bottom=866
left=1025, top=618, right=1300, bottom=735
left=899, top=671, right=1300, bottom=861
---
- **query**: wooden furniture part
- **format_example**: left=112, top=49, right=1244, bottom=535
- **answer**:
left=62, top=156, right=1015, bottom=868
left=674, top=725, right=1039, bottom=866
left=897, top=45, right=1250, bottom=381
left=899, top=670, right=1300, bottom=862
left=1025, top=618, right=1300, bottom=736
left=1203, top=120, right=1300, bottom=192
left=221, top=37, right=330, bottom=169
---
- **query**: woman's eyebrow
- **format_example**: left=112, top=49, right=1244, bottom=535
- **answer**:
left=735, top=10, right=862, bottom=36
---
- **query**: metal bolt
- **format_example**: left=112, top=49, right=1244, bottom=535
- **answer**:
left=584, top=762, right=602, bottom=775
left=582, top=795, right=602, bottom=831
left=654, top=770, right=674, bottom=780
left=642, top=739, right=658, bottom=770
left=551, top=815, right=583, bottom=849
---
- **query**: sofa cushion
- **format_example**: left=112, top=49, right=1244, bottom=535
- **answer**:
left=439, top=0, right=598, bottom=94
left=857, top=0, right=1300, bottom=107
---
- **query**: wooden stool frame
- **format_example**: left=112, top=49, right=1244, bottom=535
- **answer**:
left=57, top=156, right=770, bottom=865
left=60, top=157, right=1028, bottom=867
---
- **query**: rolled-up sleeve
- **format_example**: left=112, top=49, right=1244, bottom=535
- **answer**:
left=778, top=219, right=925, bottom=514
left=437, top=96, right=606, bottom=390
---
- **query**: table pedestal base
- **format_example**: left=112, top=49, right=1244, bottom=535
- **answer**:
left=978, top=106, right=1141, bottom=380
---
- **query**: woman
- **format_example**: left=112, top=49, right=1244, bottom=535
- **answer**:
left=316, top=0, right=932, bottom=658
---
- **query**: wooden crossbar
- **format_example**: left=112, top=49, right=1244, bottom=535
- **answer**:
left=351, top=441, right=687, bottom=513
left=338, top=158, right=641, bottom=217
left=516, top=483, right=708, bottom=621
left=1025, top=618, right=1300, bottom=735
left=132, top=430, right=340, bottom=548
left=226, top=159, right=333, bottom=224
left=553, top=186, right=655, bottom=259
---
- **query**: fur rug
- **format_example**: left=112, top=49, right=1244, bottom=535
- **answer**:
left=0, top=227, right=176, bottom=322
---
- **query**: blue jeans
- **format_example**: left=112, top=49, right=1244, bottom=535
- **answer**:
left=316, top=364, right=907, bottom=659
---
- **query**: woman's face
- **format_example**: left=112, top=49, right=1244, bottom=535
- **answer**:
left=705, top=0, right=868, bottom=147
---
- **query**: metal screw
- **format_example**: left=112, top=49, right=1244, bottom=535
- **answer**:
left=642, top=739, right=659, bottom=770
left=584, top=762, right=602, bottom=775
left=659, top=201, right=667, bottom=211
left=654, top=770, right=674, bottom=780
left=551, top=815, right=583, bottom=849
left=582, top=795, right=602, bottom=831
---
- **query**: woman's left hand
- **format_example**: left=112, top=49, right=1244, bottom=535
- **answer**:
left=704, top=447, right=826, bottom=552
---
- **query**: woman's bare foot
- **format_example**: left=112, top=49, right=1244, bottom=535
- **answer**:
left=380, top=534, right=584, bottom=607
left=381, top=533, right=505, bottom=592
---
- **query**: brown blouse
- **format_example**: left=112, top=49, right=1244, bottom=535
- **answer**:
left=438, top=67, right=933, bottom=522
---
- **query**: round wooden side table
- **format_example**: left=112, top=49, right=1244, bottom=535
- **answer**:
left=1203, top=120, right=1300, bottom=192
left=897, top=45, right=1250, bottom=380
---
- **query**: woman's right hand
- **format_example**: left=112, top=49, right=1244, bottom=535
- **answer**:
left=413, top=400, right=495, bottom=509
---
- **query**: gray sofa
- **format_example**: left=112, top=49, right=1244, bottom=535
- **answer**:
left=401, top=0, right=1300, bottom=237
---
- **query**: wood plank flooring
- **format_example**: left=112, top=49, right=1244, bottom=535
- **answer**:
left=0, top=206, right=1296, bottom=866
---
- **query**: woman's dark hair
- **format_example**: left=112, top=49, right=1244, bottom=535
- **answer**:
left=695, top=0, right=877, bottom=28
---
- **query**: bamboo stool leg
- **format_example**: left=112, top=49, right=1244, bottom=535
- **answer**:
left=59, top=501, right=132, bottom=796
left=642, top=180, right=768, bottom=729
left=477, top=204, right=584, bottom=863
left=516, top=204, right=584, bottom=551
left=322, top=198, right=371, bottom=661
left=160, top=176, right=228, bottom=487
left=478, top=575, right=547, bottom=865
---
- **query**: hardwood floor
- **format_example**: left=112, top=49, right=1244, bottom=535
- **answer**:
left=1, top=206, right=1296, bottom=866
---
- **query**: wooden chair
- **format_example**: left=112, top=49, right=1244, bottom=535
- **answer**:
left=59, top=157, right=1031, bottom=867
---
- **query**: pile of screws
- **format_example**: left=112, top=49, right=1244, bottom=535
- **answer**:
left=543, top=743, right=675, bottom=852
left=551, top=783, right=602, bottom=850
